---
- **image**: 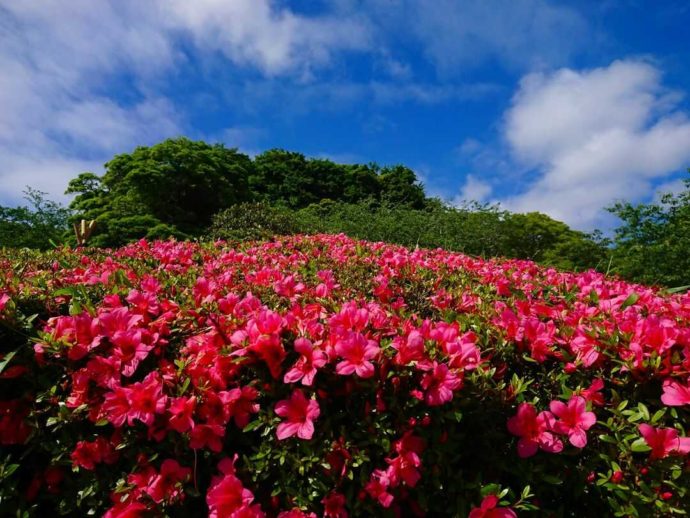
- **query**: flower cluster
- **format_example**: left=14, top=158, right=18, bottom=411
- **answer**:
left=0, top=234, right=689, bottom=516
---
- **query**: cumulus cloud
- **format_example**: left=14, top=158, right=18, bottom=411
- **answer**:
left=455, top=175, right=493, bottom=203
left=0, top=0, right=372, bottom=204
left=164, top=0, right=372, bottom=77
left=500, top=60, right=690, bottom=229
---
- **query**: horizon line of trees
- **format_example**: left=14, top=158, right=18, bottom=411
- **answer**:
left=1, top=137, right=688, bottom=288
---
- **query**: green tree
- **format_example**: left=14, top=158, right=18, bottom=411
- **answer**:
left=67, top=138, right=254, bottom=246
left=378, top=165, right=427, bottom=209
left=0, top=188, right=71, bottom=249
left=608, top=177, right=690, bottom=287
left=502, top=212, right=608, bottom=271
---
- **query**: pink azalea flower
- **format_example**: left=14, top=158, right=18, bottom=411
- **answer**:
left=578, top=378, right=605, bottom=407
left=283, top=338, right=327, bottom=386
left=275, top=389, right=320, bottom=440
left=335, top=332, right=380, bottom=379
left=125, top=372, right=167, bottom=427
left=207, top=470, right=263, bottom=518
left=189, top=423, right=225, bottom=452
left=365, top=469, right=394, bottom=508
left=507, top=403, right=563, bottom=457
left=392, top=330, right=426, bottom=366
left=0, top=293, right=10, bottom=311
left=661, top=378, right=690, bottom=406
left=322, top=491, right=348, bottom=518
left=550, top=396, right=596, bottom=448
left=638, top=424, right=690, bottom=460
left=469, top=495, right=517, bottom=518
left=420, top=361, right=462, bottom=406
left=168, top=396, right=196, bottom=433
left=222, top=386, right=260, bottom=429
left=101, top=386, right=130, bottom=427
left=146, top=459, right=191, bottom=503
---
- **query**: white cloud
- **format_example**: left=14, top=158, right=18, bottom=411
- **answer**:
left=456, top=175, right=493, bottom=203
left=0, top=0, right=373, bottom=205
left=163, top=0, right=372, bottom=77
left=500, top=60, right=690, bottom=229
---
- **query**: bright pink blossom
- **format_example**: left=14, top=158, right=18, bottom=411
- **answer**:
left=365, top=469, right=394, bottom=508
left=469, top=495, right=517, bottom=518
left=661, top=378, right=690, bottom=406
left=168, top=396, right=196, bottom=433
left=639, top=424, right=690, bottom=460
left=125, top=372, right=167, bottom=426
left=283, top=338, right=327, bottom=386
left=222, top=386, right=260, bottom=429
left=507, top=403, right=563, bottom=457
left=146, top=459, right=191, bottom=503
left=189, top=424, right=225, bottom=452
left=550, top=396, right=596, bottom=448
left=207, top=459, right=264, bottom=518
left=275, top=389, right=320, bottom=440
left=322, top=491, right=347, bottom=518
left=335, top=332, right=379, bottom=379
left=420, top=362, right=462, bottom=406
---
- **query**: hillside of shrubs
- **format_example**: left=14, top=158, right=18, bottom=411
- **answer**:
left=2, top=137, right=688, bottom=287
left=1, top=234, right=690, bottom=516
left=1, top=138, right=690, bottom=517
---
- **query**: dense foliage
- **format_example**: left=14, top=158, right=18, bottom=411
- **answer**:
left=2, top=234, right=690, bottom=516
left=4, top=137, right=688, bottom=288
left=210, top=200, right=608, bottom=272
left=66, top=139, right=426, bottom=247
left=608, top=179, right=690, bottom=288
left=0, top=189, right=71, bottom=249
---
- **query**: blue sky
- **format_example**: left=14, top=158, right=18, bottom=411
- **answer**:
left=2, top=0, right=690, bottom=229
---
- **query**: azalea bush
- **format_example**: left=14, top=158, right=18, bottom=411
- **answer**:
left=1, top=234, right=689, bottom=517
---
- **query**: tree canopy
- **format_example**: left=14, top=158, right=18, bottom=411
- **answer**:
left=0, top=188, right=71, bottom=249
left=0, top=136, right=683, bottom=288
left=67, top=138, right=428, bottom=246
left=608, top=178, right=690, bottom=288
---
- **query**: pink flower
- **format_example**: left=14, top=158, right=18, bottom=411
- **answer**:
left=322, top=491, right=348, bottom=518
left=0, top=293, right=10, bottom=311
left=223, top=386, right=260, bottom=429
left=168, top=396, right=196, bottom=433
left=578, top=378, right=605, bottom=407
left=207, top=472, right=263, bottom=518
left=661, top=378, right=690, bottom=407
left=507, top=403, right=563, bottom=457
left=146, top=459, right=191, bottom=503
left=365, top=469, right=394, bottom=508
left=189, top=424, right=225, bottom=452
left=469, top=495, right=517, bottom=518
left=101, top=386, right=130, bottom=427
left=275, top=389, right=320, bottom=440
left=283, top=338, right=327, bottom=386
left=638, top=424, right=690, bottom=460
left=112, top=330, right=153, bottom=377
left=420, top=362, right=462, bottom=406
left=550, top=396, right=596, bottom=448
left=335, top=332, right=380, bottom=379
left=392, top=330, right=426, bottom=365
left=446, top=332, right=481, bottom=371
left=125, top=373, right=167, bottom=427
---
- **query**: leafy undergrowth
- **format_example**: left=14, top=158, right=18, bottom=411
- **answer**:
left=1, top=234, right=689, bottom=517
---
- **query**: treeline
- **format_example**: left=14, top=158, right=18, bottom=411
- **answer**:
left=1, top=137, right=688, bottom=287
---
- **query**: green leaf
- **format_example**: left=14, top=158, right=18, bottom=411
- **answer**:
left=243, top=420, right=263, bottom=433
left=620, top=292, right=639, bottom=309
left=630, top=438, right=651, bottom=453
left=0, top=349, right=17, bottom=375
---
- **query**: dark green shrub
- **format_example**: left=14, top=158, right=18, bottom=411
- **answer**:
left=208, top=202, right=299, bottom=241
